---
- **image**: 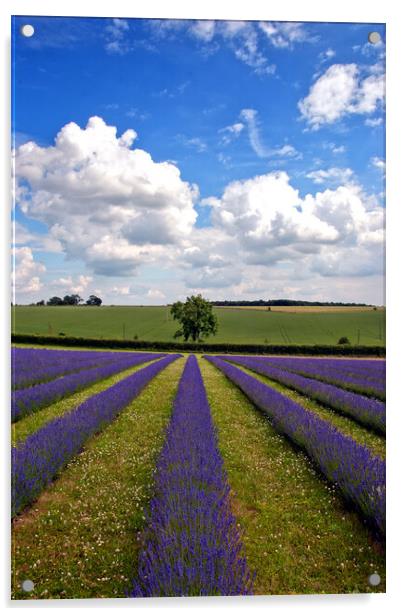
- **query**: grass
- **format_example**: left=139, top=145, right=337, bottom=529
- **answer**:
left=198, top=357, right=385, bottom=595
left=230, top=362, right=386, bottom=459
left=12, top=357, right=159, bottom=446
left=11, top=357, right=186, bottom=600
left=12, top=305, right=385, bottom=346
left=220, top=305, right=382, bottom=313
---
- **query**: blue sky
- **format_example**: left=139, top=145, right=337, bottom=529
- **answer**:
left=12, top=16, right=385, bottom=304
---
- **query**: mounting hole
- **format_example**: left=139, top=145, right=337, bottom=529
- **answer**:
left=21, top=579, right=34, bottom=592
left=21, top=24, right=35, bottom=38
left=368, top=572, right=381, bottom=586
left=368, top=32, right=381, bottom=45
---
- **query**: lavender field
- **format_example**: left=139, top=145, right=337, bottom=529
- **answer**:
left=11, top=346, right=386, bottom=598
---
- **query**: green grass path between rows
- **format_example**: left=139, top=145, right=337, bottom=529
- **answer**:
left=228, top=362, right=386, bottom=459
left=11, top=357, right=186, bottom=599
left=12, top=358, right=160, bottom=446
left=199, top=358, right=385, bottom=594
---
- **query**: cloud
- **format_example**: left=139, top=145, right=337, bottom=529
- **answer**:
left=105, top=18, right=130, bottom=54
left=371, top=157, right=386, bottom=174
left=14, top=116, right=199, bottom=277
left=259, top=22, right=315, bottom=49
left=270, top=144, right=301, bottom=159
left=365, top=117, right=383, bottom=127
left=217, top=153, right=232, bottom=167
left=298, top=63, right=385, bottom=129
left=310, top=245, right=384, bottom=278
left=306, top=167, right=354, bottom=185
left=177, top=135, right=208, bottom=153
left=126, top=107, right=150, bottom=121
left=330, top=144, right=346, bottom=154
left=189, top=20, right=216, bottom=42
left=240, top=108, right=269, bottom=157
left=172, top=171, right=383, bottom=304
left=219, top=122, right=245, bottom=145
left=209, top=171, right=339, bottom=252
left=111, top=285, right=131, bottom=296
left=155, top=81, right=190, bottom=99
left=239, top=109, right=300, bottom=160
left=12, top=246, right=46, bottom=295
left=13, top=116, right=385, bottom=305
left=147, top=288, right=166, bottom=300
left=53, top=274, right=93, bottom=295
left=149, top=19, right=276, bottom=76
left=231, top=27, right=276, bottom=75
left=148, top=19, right=189, bottom=38
left=318, top=48, right=336, bottom=63
left=12, top=222, right=63, bottom=253
left=203, top=171, right=383, bottom=279
left=353, top=40, right=385, bottom=60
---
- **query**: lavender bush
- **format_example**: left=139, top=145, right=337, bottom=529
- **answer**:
left=129, top=355, right=254, bottom=597
left=12, top=352, right=164, bottom=423
left=253, top=356, right=385, bottom=400
left=12, top=347, right=124, bottom=390
left=205, top=356, right=385, bottom=537
left=220, top=355, right=385, bottom=435
left=11, top=354, right=181, bottom=517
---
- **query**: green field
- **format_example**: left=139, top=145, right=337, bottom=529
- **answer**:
left=12, top=305, right=385, bottom=346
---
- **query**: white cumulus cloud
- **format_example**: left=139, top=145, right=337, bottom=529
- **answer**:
left=53, top=274, right=93, bottom=295
left=298, top=63, right=385, bottom=129
left=12, top=246, right=46, bottom=296
left=14, top=116, right=199, bottom=277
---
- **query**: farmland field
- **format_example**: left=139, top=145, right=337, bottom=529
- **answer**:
left=12, top=305, right=385, bottom=346
left=11, top=345, right=385, bottom=598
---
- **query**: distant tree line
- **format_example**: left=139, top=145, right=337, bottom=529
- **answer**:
left=32, top=294, right=102, bottom=306
left=212, top=299, right=371, bottom=307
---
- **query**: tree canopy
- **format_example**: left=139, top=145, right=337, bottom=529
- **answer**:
left=45, top=294, right=102, bottom=306
left=63, top=294, right=83, bottom=306
left=86, top=295, right=102, bottom=306
left=170, top=294, right=218, bottom=342
left=46, top=296, right=64, bottom=306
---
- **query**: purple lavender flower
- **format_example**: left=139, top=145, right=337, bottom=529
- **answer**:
left=219, top=355, right=385, bottom=435
left=11, top=354, right=181, bottom=517
left=129, top=355, right=254, bottom=597
left=205, top=356, right=385, bottom=537
left=249, top=356, right=385, bottom=400
left=12, top=352, right=164, bottom=422
left=12, top=347, right=127, bottom=390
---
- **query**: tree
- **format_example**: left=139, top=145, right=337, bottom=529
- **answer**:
left=47, top=296, right=64, bottom=306
left=63, top=294, right=83, bottom=306
left=170, top=294, right=218, bottom=342
left=36, top=300, right=45, bottom=306
left=86, top=295, right=102, bottom=306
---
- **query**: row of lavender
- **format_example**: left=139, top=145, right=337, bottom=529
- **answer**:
left=205, top=356, right=385, bottom=537
left=130, top=355, right=254, bottom=597
left=12, top=347, right=131, bottom=390
left=12, top=352, right=164, bottom=423
left=255, top=356, right=385, bottom=400
left=11, top=354, right=181, bottom=517
left=219, top=355, right=385, bottom=435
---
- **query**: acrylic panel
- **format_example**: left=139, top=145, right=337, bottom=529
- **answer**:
left=11, top=15, right=386, bottom=600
